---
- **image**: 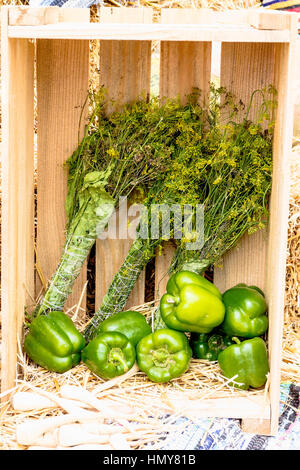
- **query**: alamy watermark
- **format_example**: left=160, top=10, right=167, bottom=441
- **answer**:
left=96, top=197, right=204, bottom=251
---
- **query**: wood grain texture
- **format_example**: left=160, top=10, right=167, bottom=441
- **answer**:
left=1, top=9, right=35, bottom=394
left=241, top=418, right=272, bottom=435
left=8, top=6, right=60, bottom=25
left=95, top=8, right=152, bottom=310
left=36, top=10, right=89, bottom=310
left=267, top=35, right=297, bottom=435
left=248, top=9, right=293, bottom=31
left=7, top=23, right=291, bottom=43
left=160, top=41, right=211, bottom=102
left=214, top=42, right=278, bottom=435
left=214, top=42, right=276, bottom=295
left=214, top=230, right=269, bottom=294
left=8, top=6, right=90, bottom=26
left=160, top=8, right=211, bottom=102
left=213, top=30, right=296, bottom=435
left=154, top=242, right=175, bottom=302
left=155, top=9, right=212, bottom=299
left=165, top=393, right=270, bottom=420
left=160, top=8, right=249, bottom=25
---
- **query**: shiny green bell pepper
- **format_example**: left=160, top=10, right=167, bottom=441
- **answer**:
left=136, top=328, right=192, bottom=383
left=160, top=271, right=225, bottom=333
left=24, top=311, right=85, bottom=373
left=81, top=331, right=136, bottom=380
left=221, top=284, right=268, bottom=338
left=218, top=337, right=269, bottom=390
left=95, top=310, right=151, bottom=347
left=190, top=331, right=235, bottom=361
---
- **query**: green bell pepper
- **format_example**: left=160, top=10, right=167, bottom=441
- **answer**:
left=95, top=310, right=151, bottom=347
left=221, top=284, right=268, bottom=338
left=190, top=331, right=235, bottom=361
left=81, top=331, right=136, bottom=380
left=136, top=328, right=192, bottom=383
left=24, top=311, right=85, bottom=373
left=218, top=337, right=269, bottom=390
left=160, top=271, right=225, bottom=333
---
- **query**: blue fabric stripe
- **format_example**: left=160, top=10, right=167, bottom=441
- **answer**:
left=262, top=0, right=300, bottom=5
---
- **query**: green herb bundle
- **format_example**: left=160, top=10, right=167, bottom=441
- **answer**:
left=84, top=86, right=276, bottom=340
left=34, top=91, right=188, bottom=317
left=34, top=90, right=222, bottom=317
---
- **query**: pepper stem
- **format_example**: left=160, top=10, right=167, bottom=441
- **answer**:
left=232, top=337, right=241, bottom=345
left=109, top=349, right=129, bottom=372
left=152, top=348, right=171, bottom=368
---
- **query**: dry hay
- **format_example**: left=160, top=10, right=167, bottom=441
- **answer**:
left=282, top=143, right=300, bottom=385
left=0, top=301, right=270, bottom=450
left=100, top=0, right=260, bottom=12
left=0, top=289, right=298, bottom=450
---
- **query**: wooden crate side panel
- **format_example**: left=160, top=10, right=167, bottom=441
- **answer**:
left=160, top=8, right=292, bottom=29
left=1, top=11, right=35, bottom=392
left=267, top=40, right=296, bottom=436
left=214, top=42, right=279, bottom=435
left=160, top=8, right=250, bottom=26
left=155, top=9, right=212, bottom=299
left=214, top=42, right=276, bottom=296
left=8, top=6, right=90, bottom=26
left=160, top=7, right=212, bottom=105
left=95, top=8, right=152, bottom=310
left=214, top=230, right=268, bottom=293
left=98, top=40, right=152, bottom=106
left=160, top=41, right=211, bottom=103
left=165, top=394, right=270, bottom=420
left=36, top=38, right=89, bottom=310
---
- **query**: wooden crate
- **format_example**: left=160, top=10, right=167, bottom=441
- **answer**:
left=1, top=5, right=297, bottom=436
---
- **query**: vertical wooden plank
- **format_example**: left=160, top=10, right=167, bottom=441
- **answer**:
left=155, top=9, right=212, bottom=299
left=8, top=6, right=90, bottom=26
left=214, top=43, right=276, bottom=295
left=154, top=242, right=175, bottom=302
left=215, top=42, right=277, bottom=435
left=95, top=7, right=152, bottom=310
left=213, top=26, right=296, bottom=433
left=241, top=418, right=272, bottom=435
left=214, top=230, right=268, bottom=293
left=36, top=9, right=89, bottom=311
left=1, top=7, right=35, bottom=394
left=267, top=33, right=297, bottom=435
left=160, top=9, right=211, bottom=104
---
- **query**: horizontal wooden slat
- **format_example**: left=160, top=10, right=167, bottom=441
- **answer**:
left=7, top=7, right=295, bottom=30
left=7, top=23, right=291, bottom=42
left=160, top=8, right=250, bottom=25
left=8, top=6, right=60, bottom=25
left=163, top=393, right=271, bottom=420
left=8, top=6, right=90, bottom=26
left=248, top=9, right=295, bottom=31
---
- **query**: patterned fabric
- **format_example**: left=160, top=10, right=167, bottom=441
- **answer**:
left=262, top=0, right=300, bottom=11
left=29, top=0, right=97, bottom=7
left=158, top=383, right=300, bottom=450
